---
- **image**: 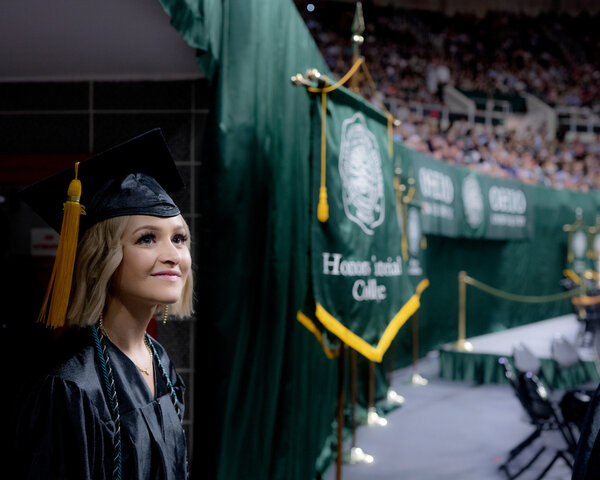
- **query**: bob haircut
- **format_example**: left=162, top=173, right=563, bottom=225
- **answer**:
left=67, top=215, right=194, bottom=327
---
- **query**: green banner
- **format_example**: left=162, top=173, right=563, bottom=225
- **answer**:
left=394, top=150, right=428, bottom=290
left=400, top=146, right=461, bottom=237
left=302, top=87, right=421, bottom=362
left=460, top=172, right=533, bottom=240
left=397, top=144, right=534, bottom=240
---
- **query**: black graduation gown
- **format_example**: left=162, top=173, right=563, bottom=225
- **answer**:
left=14, top=327, right=187, bottom=480
left=573, top=384, right=600, bottom=479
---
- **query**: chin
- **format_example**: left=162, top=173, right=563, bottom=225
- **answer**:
left=156, top=297, right=180, bottom=306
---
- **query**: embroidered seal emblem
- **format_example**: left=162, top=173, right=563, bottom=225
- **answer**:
left=462, top=174, right=484, bottom=230
left=339, top=113, right=385, bottom=235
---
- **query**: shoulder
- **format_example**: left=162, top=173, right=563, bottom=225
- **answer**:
left=49, top=327, right=98, bottom=381
left=33, top=327, right=108, bottom=410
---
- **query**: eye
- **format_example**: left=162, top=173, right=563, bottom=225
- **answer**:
left=136, top=233, right=156, bottom=245
left=172, top=233, right=188, bottom=245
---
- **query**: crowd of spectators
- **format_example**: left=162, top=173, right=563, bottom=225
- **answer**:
left=397, top=115, right=600, bottom=191
left=305, top=6, right=600, bottom=111
left=297, top=3, right=600, bottom=192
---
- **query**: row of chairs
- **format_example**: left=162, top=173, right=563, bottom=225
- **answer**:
left=498, top=337, right=597, bottom=479
left=513, top=336, right=592, bottom=389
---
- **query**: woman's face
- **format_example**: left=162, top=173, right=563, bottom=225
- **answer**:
left=111, top=215, right=191, bottom=311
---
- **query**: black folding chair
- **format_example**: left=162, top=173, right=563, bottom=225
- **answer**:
left=512, top=342, right=554, bottom=393
left=498, top=357, right=577, bottom=480
left=513, top=343, right=542, bottom=377
left=551, top=335, right=594, bottom=390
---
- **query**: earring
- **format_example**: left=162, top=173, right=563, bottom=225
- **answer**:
left=162, top=304, right=169, bottom=324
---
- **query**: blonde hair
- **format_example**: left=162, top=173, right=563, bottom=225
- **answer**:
left=67, top=215, right=194, bottom=327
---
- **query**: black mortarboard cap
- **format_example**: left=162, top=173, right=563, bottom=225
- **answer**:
left=21, top=128, right=184, bottom=234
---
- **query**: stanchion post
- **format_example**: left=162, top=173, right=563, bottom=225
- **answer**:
left=351, top=349, right=357, bottom=449
left=368, top=361, right=375, bottom=412
left=410, top=311, right=428, bottom=385
left=454, top=270, right=473, bottom=351
left=367, top=361, right=387, bottom=426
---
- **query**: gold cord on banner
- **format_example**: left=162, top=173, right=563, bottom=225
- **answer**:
left=294, top=57, right=399, bottom=225
left=306, top=57, right=364, bottom=94
left=317, top=83, right=329, bottom=222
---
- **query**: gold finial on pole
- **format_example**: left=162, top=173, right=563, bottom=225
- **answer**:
left=351, top=1, right=365, bottom=49
left=350, top=2, right=365, bottom=94
left=454, top=271, right=473, bottom=351
left=290, top=73, right=310, bottom=87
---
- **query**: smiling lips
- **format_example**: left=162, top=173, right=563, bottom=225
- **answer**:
left=151, top=271, right=181, bottom=281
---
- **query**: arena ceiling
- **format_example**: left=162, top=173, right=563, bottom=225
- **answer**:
left=0, top=0, right=201, bottom=82
left=315, top=0, right=600, bottom=15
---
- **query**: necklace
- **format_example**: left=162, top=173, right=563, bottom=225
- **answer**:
left=99, top=315, right=153, bottom=375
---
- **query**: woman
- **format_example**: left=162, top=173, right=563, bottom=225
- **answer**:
left=15, top=129, right=193, bottom=480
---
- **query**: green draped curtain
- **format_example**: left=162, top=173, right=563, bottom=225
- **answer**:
left=157, top=0, right=338, bottom=479
left=157, top=1, right=600, bottom=479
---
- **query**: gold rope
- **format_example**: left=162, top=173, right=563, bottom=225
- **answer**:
left=463, top=273, right=585, bottom=303
left=307, top=57, right=364, bottom=94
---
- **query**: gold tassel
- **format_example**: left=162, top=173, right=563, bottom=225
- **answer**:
left=38, top=163, right=83, bottom=328
left=317, top=86, right=329, bottom=223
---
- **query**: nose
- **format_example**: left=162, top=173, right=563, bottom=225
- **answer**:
left=159, top=239, right=181, bottom=265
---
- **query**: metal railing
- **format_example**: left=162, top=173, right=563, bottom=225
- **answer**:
left=556, top=105, right=600, bottom=134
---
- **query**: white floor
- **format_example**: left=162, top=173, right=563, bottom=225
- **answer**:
left=325, top=352, right=574, bottom=480
left=451, top=314, right=596, bottom=362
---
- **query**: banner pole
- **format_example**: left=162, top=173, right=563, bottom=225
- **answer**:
left=385, top=337, right=406, bottom=404
left=369, top=361, right=374, bottom=410
left=410, top=311, right=428, bottom=385
left=346, top=350, right=374, bottom=464
left=336, top=343, right=346, bottom=480
left=454, top=271, right=473, bottom=351
left=367, top=362, right=387, bottom=426
left=351, top=349, right=357, bottom=449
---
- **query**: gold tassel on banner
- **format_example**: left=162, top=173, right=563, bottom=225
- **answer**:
left=38, top=163, right=84, bottom=328
left=318, top=85, right=330, bottom=223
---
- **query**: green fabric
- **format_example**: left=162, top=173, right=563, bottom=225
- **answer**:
left=156, top=1, right=600, bottom=478
left=306, top=88, right=418, bottom=362
left=398, top=144, right=534, bottom=240
left=439, top=348, right=599, bottom=390
left=391, top=185, right=600, bottom=372
left=157, top=1, right=336, bottom=479
left=398, top=145, right=460, bottom=237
